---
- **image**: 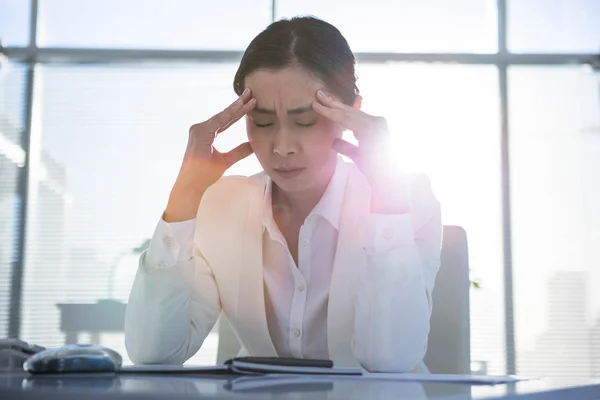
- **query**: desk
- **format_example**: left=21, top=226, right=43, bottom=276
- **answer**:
left=1, top=371, right=599, bottom=400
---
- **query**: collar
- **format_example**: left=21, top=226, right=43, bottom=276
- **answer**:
left=262, top=156, right=348, bottom=232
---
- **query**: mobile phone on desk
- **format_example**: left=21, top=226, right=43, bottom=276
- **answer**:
left=226, top=357, right=334, bottom=368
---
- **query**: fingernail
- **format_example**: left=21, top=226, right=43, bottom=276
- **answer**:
left=242, top=88, right=249, bottom=95
left=318, top=89, right=326, bottom=97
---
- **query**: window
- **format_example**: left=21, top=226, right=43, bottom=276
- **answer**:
left=19, top=63, right=260, bottom=364
left=0, top=0, right=31, bottom=47
left=0, top=62, right=27, bottom=337
left=508, top=0, right=600, bottom=53
left=509, top=66, right=600, bottom=377
left=357, top=63, right=506, bottom=374
left=37, top=0, right=272, bottom=50
left=277, top=0, right=498, bottom=53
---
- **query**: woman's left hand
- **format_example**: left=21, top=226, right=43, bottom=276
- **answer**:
left=312, top=90, right=409, bottom=213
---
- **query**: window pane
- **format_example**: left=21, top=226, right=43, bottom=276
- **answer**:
left=509, top=66, right=600, bottom=378
left=508, top=0, right=600, bottom=53
left=0, top=62, right=27, bottom=337
left=356, top=63, right=505, bottom=374
left=0, top=0, right=30, bottom=46
left=37, top=0, right=271, bottom=49
left=21, top=62, right=507, bottom=373
left=277, top=0, right=497, bottom=53
left=21, top=63, right=260, bottom=363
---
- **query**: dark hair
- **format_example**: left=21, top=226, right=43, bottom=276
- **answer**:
left=233, top=16, right=359, bottom=105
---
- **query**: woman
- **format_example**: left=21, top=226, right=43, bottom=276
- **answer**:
left=125, top=16, right=441, bottom=373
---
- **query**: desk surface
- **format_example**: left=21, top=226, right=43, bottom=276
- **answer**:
left=1, top=371, right=599, bottom=400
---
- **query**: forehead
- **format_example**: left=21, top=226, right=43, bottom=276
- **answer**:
left=244, top=66, right=323, bottom=105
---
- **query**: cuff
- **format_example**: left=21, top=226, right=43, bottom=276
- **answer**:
left=363, top=213, right=415, bottom=254
left=145, top=217, right=196, bottom=270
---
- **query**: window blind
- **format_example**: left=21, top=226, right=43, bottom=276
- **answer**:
left=18, top=63, right=262, bottom=364
left=509, top=66, right=600, bottom=378
left=0, top=62, right=27, bottom=339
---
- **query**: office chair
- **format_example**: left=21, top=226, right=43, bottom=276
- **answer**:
left=423, top=225, right=471, bottom=374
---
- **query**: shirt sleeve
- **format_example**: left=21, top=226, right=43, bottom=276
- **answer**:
left=126, top=215, right=220, bottom=365
left=362, top=213, right=415, bottom=254
left=352, top=174, right=442, bottom=373
left=145, top=217, right=197, bottom=270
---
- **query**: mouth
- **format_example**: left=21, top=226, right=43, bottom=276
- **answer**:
left=273, top=167, right=305, bottom=179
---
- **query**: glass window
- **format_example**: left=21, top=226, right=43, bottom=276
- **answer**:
left=19, top=61, right=508, bottom=372
left=277, top=0, right=498, bottom=53
left=509, top=66, right=600, bottom=377
left=356, top=63, right=506, bottom=374
left=20, top=63, right=260, bottom=364
left=37, top=0, right=272, bottom=50
left=0, top=62, right=27, bottom=338
left=508, top=0, right=600, bottom=53
left=0, top=0, right=31, bottom=46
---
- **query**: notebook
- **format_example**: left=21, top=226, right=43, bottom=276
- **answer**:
left=120, top=357, right=362, bottom=376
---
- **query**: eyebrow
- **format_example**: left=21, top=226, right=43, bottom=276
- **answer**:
left=252, top=105, right=313, bottom=115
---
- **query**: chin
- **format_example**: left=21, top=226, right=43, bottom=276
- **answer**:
left=270, top=174, right=311, bottom=192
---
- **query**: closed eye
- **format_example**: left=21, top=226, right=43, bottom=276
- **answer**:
left=254, top=122, right=273, bottom=128
left=296, top=121, right=317, bottom=128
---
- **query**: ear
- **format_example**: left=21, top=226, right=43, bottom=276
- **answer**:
left=352, top=95, right=362, bottom=110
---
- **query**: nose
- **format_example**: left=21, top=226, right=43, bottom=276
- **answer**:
left=272, top=128, right=297, bottom=157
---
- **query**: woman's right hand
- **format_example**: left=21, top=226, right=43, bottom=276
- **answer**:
left=164, top=89, right=257, bottom=222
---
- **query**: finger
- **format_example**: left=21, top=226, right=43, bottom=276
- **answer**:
left=206, top=88, right=252, bottom=132
left=316, top=90, right=386, bottom=137
left=312, top=101, right=357, bottom=131
left=216, top=114, right=243, bottom=134
left=222, top=142, right=254, bottom=167
left=217, top=98, right=257, bottom=134
left=316, top=89, right=352, bottom=111
left=332, top=138, right=360, bottom=161
left=313, top=101, right=366, bottom=133
left=356, top=116, right=390, bottom=143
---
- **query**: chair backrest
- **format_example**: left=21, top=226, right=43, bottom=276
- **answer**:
left=423, top=225, right=471, bottom=374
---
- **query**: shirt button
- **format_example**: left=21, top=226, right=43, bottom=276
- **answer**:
left=298, top=284, right=306, bottom=292
left=382, top=228, right=394, bottom=240
left=292, top=329, right=301, bottom=338
left=301, top=238, right=310, bottom=246
left=159, top=261, right=169, bottom=269
left=164, top=236, right=174, bottom=247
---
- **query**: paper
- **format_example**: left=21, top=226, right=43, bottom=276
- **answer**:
left=120, top=364, right=532, bottom=386
left=121, top=362, right=362, bottom=376
left=120, top=362, right=359, bottom=376
left=239, top=372, right=532, bottom=386
left=361, top=373, right=530, bottom=384
left=292, top=372, right=531, bottom=385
